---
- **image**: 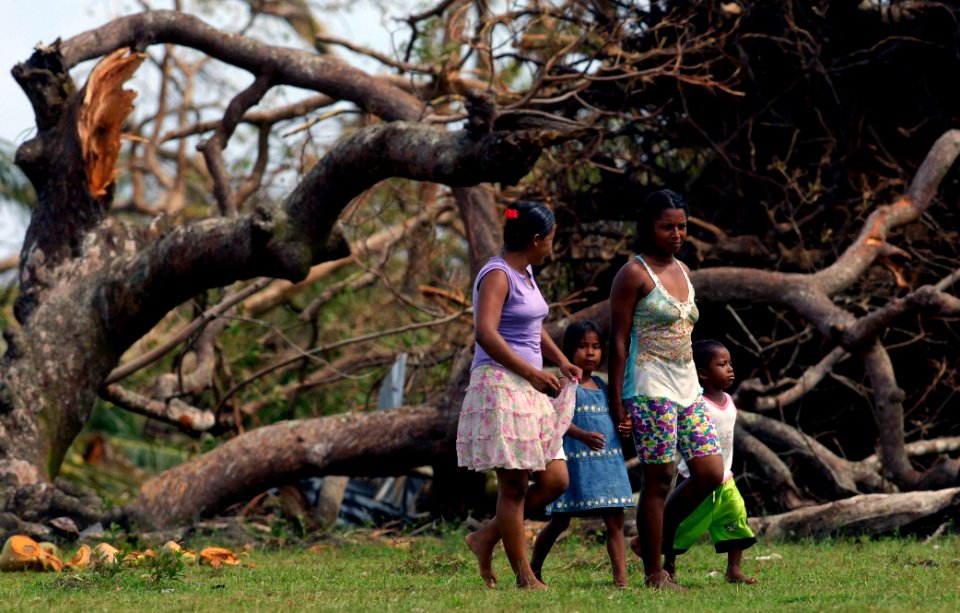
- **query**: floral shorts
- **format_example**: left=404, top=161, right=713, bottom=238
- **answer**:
left=625, top=395, right=721, bottom=464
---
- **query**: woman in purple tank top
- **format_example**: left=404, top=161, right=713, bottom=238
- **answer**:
left=457, top=201, right=582, bottom=590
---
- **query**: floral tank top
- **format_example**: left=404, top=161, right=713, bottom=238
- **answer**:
left=622, top=255, right=701, bottom=406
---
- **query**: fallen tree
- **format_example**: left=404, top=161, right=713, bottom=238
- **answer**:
left=0, top=9, right=564, bottom=523
left=748, top=488, right=960, bottom=540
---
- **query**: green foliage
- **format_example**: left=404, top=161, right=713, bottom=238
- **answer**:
left=53, top=545, right=186, bottom=592
left=0, top=138, right=34, bottom=209
left=143, top=548, right=188, bottom=586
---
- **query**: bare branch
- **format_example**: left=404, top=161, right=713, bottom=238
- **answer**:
left=315, top=35, right=434, bottom=73
left=105, top=279, right=272, bottom=384
left=242, top=197, right=452, bottom=315
left=198, top=73, right=274, bottom=216
left=239, top=349, right=398, bottom=416
left=159, top=94, right=335, bottom=142
left=736, top=346, right=850, bottom=412
left=100, top=384, right=215, bottom=432
left=216, top=310, right=466, bottom=411
left=0, top=254, right=17, bottom=274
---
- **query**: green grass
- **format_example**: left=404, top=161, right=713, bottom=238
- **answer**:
left=1, top=528, right=959, bottom=611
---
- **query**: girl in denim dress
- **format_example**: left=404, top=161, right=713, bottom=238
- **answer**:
left=531, top=320, right=635, bottom=587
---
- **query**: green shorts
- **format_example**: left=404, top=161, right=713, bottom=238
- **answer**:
left=671, top=478, right=757, bottom=554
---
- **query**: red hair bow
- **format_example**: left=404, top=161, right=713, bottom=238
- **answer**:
left=504, top=209, right=519, bottom=219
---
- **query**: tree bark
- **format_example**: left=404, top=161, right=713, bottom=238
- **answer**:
left=126, top=406, right=457, bottom=529
left=749, top=488, right=960, bottom=540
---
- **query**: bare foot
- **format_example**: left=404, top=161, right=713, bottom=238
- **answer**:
left=629, top=536, right=642, bottom=558
left=726, top=570, right=757, bottom=585
left=517, top=573, right=548, bottom=590
left=663, top=560, right=676, bottom=582
left=465, top=531, right=497, bottom=588
left=613, top=564, right=629, bottom=588
left=645, top=570, right=688, bottom=592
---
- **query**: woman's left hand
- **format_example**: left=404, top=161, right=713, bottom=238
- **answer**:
left=559, top=360, right=582, bottom=382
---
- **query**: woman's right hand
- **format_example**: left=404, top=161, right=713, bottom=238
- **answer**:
left=612, top=402, right=633, bottom=437
left=526, top=369, right=562, bottom=396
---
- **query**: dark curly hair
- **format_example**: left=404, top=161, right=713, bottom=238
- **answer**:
left=636, top=189, right=689, bottom=251
left=503, top=201, right=555, bottom=251
left=692, top=339, right=727, bottom=371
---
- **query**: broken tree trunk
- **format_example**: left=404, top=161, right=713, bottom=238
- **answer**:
left=749, top=488, right=960, bottom=540
left=125, top=406, right=457, bottom=529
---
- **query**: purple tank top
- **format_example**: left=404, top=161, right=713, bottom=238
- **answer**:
left=471, top=257, right=549, bottom=371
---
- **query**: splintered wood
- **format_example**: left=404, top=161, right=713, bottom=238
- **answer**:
left=77, top=48, right=146, bottom=198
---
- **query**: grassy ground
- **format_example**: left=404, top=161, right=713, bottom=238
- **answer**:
left=1, top=525, right=959, bottom=612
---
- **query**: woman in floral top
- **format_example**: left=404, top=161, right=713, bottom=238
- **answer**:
left=607, top=189, right=724, bottom=590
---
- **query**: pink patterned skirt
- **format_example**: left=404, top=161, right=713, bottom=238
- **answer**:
left=456, top=365, right=577, bottom=472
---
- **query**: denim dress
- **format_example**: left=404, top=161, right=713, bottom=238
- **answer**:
left=546, top=377, right=635, bottom=514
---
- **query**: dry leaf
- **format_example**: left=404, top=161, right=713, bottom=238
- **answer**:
left=91, top=543, right=119, bottom=568
left=0, top=535, right=44, bottom=571
left=67, top=544, right=91, bottom=570
left=200, top=547, right=241, bottom=567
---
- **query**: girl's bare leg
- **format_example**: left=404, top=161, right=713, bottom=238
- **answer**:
left=466, top=460, right=568, bottom=587
left=661, top=454, right=723, bottom=565
left=530, top=514, right=571, bottom=583
left=495, top=468, right=545, bottom=588
left=726, top=548, right=757, bottom=584
left=601, top=509, right=628, bottom=587
left=465, top=519, right=500, bottom=588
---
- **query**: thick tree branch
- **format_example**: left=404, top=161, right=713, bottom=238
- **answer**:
left=126, top=405, right=458, bottom=528
left=242, top=197, right=452, bottom=315
left=734, top=424, right=813, bottom=510
left=841, top=270, right=960, bottom=348
left=737, top=410, right=886, bottom=495
left=812, top=130, right=960, bottom=295
left=860, top=340, right=922, bottom=488
left=735, top=347, right=850, bottom=412
left=59, top=11, right=424, bottom=122
left=749, top=487, right=960, bottom=540
left=98, top=122, right=552, bottom=356
left=858, top=436, right=960, bottom=474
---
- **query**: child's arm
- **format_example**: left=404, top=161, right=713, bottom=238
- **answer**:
left=566, top=424, right=605, bottom=450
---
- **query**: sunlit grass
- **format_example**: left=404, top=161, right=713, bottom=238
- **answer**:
left=1, top=527, right=958, bottom=611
